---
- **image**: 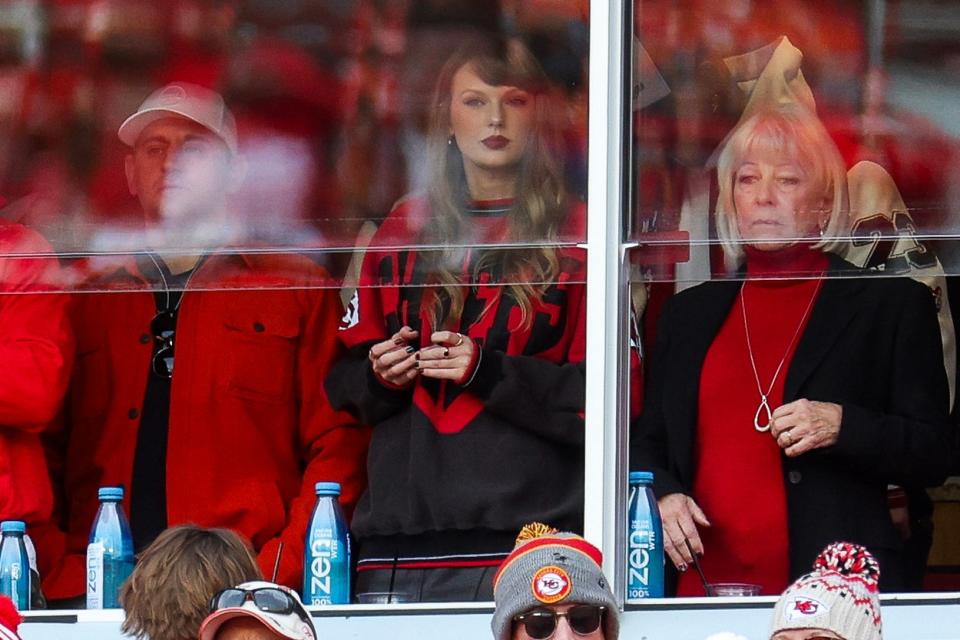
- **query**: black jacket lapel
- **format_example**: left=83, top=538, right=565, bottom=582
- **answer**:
left=666, top=279, right=741, bottom=481
left=784, top=257, right=865, bottom=401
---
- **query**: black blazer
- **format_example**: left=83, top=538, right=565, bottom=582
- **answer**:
left=631, top=255, right=954, bottom=591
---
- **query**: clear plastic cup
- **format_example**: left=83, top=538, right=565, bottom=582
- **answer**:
left=706, top=583, right=762, bottom=597
left=356, top=591, right=412, bottom=604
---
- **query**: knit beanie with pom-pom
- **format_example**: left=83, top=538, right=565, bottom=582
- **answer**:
left=769, top=542, right=882, bottom=640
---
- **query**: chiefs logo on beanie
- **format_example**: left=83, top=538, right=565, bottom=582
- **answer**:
left=490, top=523, right=620, bottom=640
left=770, top=542, right=883, bottom=640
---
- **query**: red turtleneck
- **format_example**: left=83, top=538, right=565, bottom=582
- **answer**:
left=676, top=244, right=828, bottom=596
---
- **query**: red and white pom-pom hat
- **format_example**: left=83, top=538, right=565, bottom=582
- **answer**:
left=0, top=595, right=22, bottom=640
left=770, top=542, right=883, bottom=640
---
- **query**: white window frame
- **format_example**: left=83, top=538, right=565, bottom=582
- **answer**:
left=583, top=0, right=631, bottom=601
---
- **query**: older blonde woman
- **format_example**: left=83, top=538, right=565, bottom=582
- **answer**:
left=631, top=104, right=953, bottom=595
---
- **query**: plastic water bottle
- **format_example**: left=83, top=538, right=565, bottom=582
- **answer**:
left=626, top=471, right=664, bottom=600
left=86, top=486, right=134, bottom=609
left=23, top=532, right=46, bottom=609
left=0, top=521, right=30, bottom=610
left=303, top=481, right=350, bottom=605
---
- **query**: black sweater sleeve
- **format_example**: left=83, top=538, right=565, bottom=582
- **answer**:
left=325, top=342, right=413, bottom=426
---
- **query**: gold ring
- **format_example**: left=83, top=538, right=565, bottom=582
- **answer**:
left=454, top=333, right=464, bottom=347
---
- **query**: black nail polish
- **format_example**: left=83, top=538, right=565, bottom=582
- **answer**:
left=405, top=346, right=416, bottom=353
left=414, top=352, right=420, bottom=360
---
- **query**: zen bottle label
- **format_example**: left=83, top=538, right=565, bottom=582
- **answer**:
left=626, top=474, right=665, bottom=600
left=627, top=516, right=658, bottom=598
left=308, top=535, right=344, bottom=604
left=304, top=484, right=351, bottom=605
left=86, top=542, right=104, bottom=609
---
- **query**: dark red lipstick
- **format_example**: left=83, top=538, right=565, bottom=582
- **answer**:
left=482, top=135, right=509, bottom=150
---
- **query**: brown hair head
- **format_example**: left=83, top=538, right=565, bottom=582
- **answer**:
left=120, top=525, right=262, bottom=640
left=420, top=34, right=568, bottom=330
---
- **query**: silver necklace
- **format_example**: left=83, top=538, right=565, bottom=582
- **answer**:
left=145, top=253, right=203, bottom=311
left=739, top=277, right=822, bottom=432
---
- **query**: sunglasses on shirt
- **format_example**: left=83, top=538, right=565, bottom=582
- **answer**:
left=514, top=605, right=605, bottom=639
left=151, top=310, right=176, bottom=378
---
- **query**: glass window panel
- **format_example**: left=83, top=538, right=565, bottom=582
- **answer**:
left=628, top=0, right=960, bottom=597
left=0, top=0, right=594, bottom=608
left=0, top=1, right=588, bottom=291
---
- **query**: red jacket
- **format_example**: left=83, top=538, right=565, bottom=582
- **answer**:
left=0, top=223, right=73, bottom=527
left=38, top=252, right=369, bottom=599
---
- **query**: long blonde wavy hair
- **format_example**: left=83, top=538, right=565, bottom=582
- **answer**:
left=417, top=36, right=568, bottom=330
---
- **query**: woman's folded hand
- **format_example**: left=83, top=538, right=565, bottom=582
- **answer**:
left=659, top=493, right=711, bottom=572
left=770, top=399, right=842, bottom=457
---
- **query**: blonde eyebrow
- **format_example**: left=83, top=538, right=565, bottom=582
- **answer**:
left=137, top=136, right=169, bottom=148
left=182, top=133, right=217, bottom=144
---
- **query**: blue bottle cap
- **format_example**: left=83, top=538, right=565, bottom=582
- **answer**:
left=314, top=482, right=342, bottom=496
left=98, top=486, right=124, bottom=501
left=629, top=471, right=654, bottom=485
left=0, top=521, right=25, bottom=534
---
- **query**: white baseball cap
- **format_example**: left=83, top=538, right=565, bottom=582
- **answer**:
left=198, top=581, right=316, bottom=640
left=118, top=82, right=238, bottom=154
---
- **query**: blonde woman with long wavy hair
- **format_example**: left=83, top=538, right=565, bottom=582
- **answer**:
left=328, top=34, right=589, bottom=602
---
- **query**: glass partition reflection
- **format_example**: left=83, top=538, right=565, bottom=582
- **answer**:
left=0, top=0, right=593, bottom=610
left=0, top=1, right=589, bottom=291
left=628, top=0, right=960, bottom=597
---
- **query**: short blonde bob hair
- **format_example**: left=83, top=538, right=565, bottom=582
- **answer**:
left=715, top=104, right=849, bottom=269
left=120, top=525, right=262, bottom=640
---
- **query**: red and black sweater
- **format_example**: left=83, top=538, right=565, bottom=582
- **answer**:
left=327, top=197, right=588, bottom=570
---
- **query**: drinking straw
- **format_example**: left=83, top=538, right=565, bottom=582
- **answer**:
left=684, top=539, right=710, bottom=596
left=272, top=542, right=284, bottom=583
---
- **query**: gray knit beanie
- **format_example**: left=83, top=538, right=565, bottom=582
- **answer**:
left=491, top=524, right=619, bottom=640
left=769, top=542, right=882, bottom=640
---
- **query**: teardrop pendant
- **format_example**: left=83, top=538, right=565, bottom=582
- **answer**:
left=754, top=395, right=773, bottom=432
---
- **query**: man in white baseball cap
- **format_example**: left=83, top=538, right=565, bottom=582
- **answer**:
left=34, top=80, right=368, bottom=605
left=199, top=581, right=317, bottom=640
left=118, top=81, right=244, bottom=236
left=118, top=81, right=239, bottom=155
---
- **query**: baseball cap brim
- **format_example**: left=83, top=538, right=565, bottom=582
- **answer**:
left=118, top=107, right=237, bottom=154
left=198, top=607, right=311, bottom=640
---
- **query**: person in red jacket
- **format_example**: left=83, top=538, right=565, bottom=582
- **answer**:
left=37, top=82, right=369, bottom=603
left=0, top=220, right=73, bottom=535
